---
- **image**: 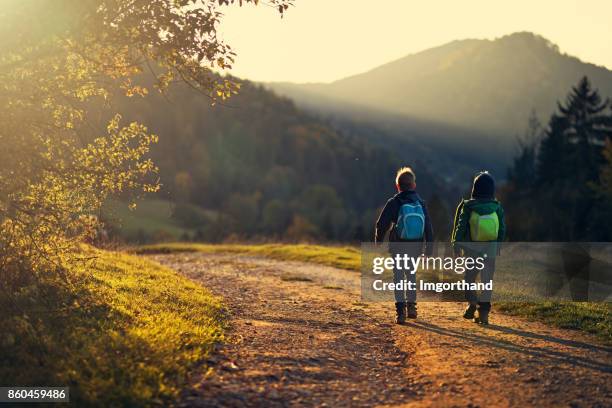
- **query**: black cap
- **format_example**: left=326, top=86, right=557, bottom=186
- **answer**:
left=471, top=171, right=495, bottom=199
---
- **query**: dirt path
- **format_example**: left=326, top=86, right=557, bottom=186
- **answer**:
left=150, top=253, right=612, bottom=407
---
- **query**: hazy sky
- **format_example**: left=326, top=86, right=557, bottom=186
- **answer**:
left=218, top=0, right=612, bottom=83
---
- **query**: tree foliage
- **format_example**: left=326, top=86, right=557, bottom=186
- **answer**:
left=504, top=77, right=612, bottom=240
left=0, top=0, right=289, bottom=278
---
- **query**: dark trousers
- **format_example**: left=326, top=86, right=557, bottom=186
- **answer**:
left=464, top=257, right=496, bottom=311
left=393, top=265, right=417, bottom=303
left=391, top=244, right=421, bottom=304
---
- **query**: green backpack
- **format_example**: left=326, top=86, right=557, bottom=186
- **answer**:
left=469, top=210, right=499, bottom=241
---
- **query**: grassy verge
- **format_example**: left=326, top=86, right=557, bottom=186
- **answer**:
left=137, top=243, right=610, bottom=344
left=136, top=243, right=361, bottom=271
left=496, top=302, right=611, bottom=344
left=0, top=248, right=224, bottom=407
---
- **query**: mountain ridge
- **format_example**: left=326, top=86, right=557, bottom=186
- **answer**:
left=266, top=32, right=612, bottom=138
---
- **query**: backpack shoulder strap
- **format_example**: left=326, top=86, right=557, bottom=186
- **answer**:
left=451, top=200, right=467, bottom=241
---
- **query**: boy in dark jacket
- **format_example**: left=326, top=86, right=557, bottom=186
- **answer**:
left=375, top=167, right=434, bottom=323
left=452, top=171, right=505, bottom=324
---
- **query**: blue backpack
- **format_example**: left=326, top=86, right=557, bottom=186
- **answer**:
left=395, top=199, right=425, bottom=240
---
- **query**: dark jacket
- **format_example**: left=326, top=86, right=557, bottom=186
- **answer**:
left=375, top=190, right=434, bottom=255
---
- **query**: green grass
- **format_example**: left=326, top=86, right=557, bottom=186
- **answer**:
left=0, top=248, right=224, bottom=406
left=496, top=302, right=611, bottom=344
left=136, top=243, right=361, bottom=271
left=103, top=199, right=196, bottom=241
left=136, top=243, right=611, bottom=344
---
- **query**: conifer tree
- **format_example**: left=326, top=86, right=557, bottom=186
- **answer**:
left=507, top=77, right=612, bottom=240
left=538, top=76, right=610, bottom=185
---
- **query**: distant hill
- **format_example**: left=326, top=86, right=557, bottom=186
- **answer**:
left=267, top=32, right=612, bottom=166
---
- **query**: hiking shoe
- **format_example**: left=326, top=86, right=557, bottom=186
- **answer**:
left=474, top=308, right=489, bottom=325
left=463, top=303, right=477, bottom=320
left=407, top=303, right=418, bottom=319
left=395, top=302, right=406, bottom=324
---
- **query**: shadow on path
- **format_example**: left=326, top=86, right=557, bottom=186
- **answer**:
left=405, top=320, right=612, bottom=373
left=487, top=324, right=612, bottom=353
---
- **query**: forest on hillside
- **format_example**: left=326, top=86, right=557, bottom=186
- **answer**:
left=108, top=81, right=451, bottom=243
left=106, top=76, right=612, bottom=244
